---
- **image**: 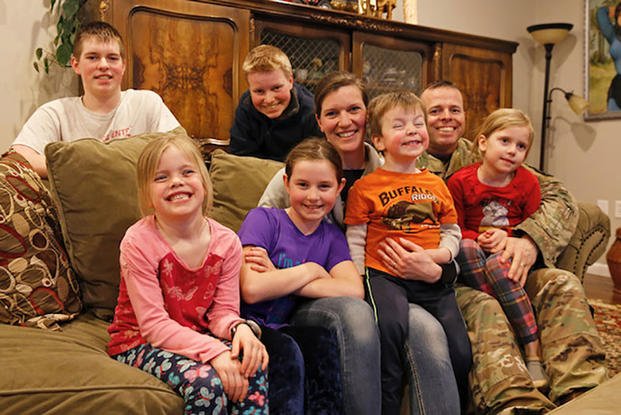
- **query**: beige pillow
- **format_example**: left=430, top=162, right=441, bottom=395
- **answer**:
left=0, top=150, right=82, bottom=329
left=45, top=129, right=189, bottom=321
left=209, top=150, right=284, bottom=232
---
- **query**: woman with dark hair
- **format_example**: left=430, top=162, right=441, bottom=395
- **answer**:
left=597, top=3, right=621, bottom=111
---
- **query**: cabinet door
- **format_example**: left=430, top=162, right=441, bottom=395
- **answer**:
left=441, top=43, right=513, bottom=138
left=254, top=19, right=351, bottom=94
left=352, top=32, right=433, bottom=99
left=107, top=0, right=250, bottom=142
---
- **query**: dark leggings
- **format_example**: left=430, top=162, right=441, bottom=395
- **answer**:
left=366, top=267, right=472, bottom=415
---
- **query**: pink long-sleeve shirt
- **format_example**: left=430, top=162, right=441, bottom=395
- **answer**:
left=107, top=215, right=244, bottom=363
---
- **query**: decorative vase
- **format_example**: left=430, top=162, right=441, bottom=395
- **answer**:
left=606, top=227, right=621, bottom=295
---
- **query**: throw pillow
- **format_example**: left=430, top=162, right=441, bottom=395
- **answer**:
left=0, top=150, right=81, bottom=329
left=209, top=150, right=284, bottom=232
left=45, top=129, right=189, bottom=321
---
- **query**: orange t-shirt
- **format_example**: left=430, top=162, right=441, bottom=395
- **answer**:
left=345, top=168, right=457, bottom=275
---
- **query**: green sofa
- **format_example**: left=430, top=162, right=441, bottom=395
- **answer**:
left=0, top=129, right=610, bottom=414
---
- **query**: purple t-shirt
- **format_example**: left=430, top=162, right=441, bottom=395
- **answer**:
left=238, top=207, right=351, bottom=328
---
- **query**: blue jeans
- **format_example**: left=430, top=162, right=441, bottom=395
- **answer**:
left=290, top=297, right=381, bottom=415
left=407, top=303, right=461, bottom=415
left=289, top=297, right=460, bottom=415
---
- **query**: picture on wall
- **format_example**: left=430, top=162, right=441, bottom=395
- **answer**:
left=586, top=0, right=621, bottom=119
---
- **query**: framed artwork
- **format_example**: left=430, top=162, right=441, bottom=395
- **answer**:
left=585, top=0, right=621, bottom=120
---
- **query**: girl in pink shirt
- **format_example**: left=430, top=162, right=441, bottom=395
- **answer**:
left=107, top=133, right=268, bottom=414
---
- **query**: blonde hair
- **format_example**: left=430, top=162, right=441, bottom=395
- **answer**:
left=73, top=21, right=124, bottom=60
left=367, top=91, right=426, bottom=138
left=473, top=108, right=535, bottom=157
left=243, top=45, right=293, bottom=79
left=285, top=137, right=343, bottom=182
left=136, top=133, right=213, bottom=217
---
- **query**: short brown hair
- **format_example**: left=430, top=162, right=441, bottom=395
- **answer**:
left=285, top=137, right=343, bottom=182
left=473, top=108, right=535, bottom=157
left=73, top=21, right=124, bottom=59
left=243, top=45, right=292, bottom=78
left=136, top=133, right=213, bottom=217
left=367, top=91, right=425, bottom=137
left=422, top=80, right=461, bottom=95
left=314, top=71, right=368, bottom=116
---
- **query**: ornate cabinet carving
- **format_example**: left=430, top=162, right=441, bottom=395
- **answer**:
left=104, top=0, right=249, bottom=142
left=97, top=0, right=517, bottom=143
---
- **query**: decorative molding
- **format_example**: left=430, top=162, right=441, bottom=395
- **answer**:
left=311, top=14, right=402, bottom=33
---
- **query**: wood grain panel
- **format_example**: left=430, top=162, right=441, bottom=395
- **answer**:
left=442, top=44, right=512, bottom=139
left=107, top=0, right=250, bottom=142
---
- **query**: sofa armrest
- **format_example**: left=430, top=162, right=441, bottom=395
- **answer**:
left=555, top=202, right=611, bottom=282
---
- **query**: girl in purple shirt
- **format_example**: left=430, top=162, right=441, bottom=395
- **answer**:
left=238, top=137, right=363, bottom=414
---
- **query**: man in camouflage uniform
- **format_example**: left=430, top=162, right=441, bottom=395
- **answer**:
left=391, top=81, right=607, bottom=414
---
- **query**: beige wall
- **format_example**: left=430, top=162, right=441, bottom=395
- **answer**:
left=2, top=0, right=617, bottom=272
left=0, top=1, right=78, bottom=152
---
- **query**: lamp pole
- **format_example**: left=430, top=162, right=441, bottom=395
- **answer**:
left=539, top=43, right=554, bottom=172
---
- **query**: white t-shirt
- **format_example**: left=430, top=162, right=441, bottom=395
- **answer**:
left=13, top=89, right=180, bottom=154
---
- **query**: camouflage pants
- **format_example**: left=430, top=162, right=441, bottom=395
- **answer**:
left=457, top=267, right=608, bottom=414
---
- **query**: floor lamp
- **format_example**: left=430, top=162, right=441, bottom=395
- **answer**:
left=527, top=23, right=574, bottom=172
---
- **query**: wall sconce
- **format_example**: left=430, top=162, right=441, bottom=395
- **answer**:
left=527, top=22, right=575, bottom=171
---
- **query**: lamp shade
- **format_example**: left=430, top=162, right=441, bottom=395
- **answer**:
left=567, top=93, right=589, bottom=115
left=527, top=23, right=573, bottom=45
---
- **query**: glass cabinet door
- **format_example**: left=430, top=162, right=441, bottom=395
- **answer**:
left=352, top=32, right=432, bottom=99
left=254, top=20, right=350, bottom=94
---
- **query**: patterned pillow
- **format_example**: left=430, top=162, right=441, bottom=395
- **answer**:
left=0, top=150, right=82, bottom=330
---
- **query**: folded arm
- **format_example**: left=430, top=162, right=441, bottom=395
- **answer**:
left=240, top=245, right=330, bottom=304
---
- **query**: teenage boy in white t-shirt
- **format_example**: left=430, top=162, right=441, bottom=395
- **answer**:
left=12, top=21, right=180, bottom=178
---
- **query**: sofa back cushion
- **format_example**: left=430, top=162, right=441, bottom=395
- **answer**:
left=209, top=150, right=284, bottom=232
left=0, top=150, right=82, bottom=329
left=45, top=129, right=188, bottom=321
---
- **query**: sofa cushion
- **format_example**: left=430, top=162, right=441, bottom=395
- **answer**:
left=0, top=150, right=81, bottom=329
left=0, top=312, right=183, bottom=414
left=209, top=150, right=284, bottom=232
left=44, top=129, right=189, bottom=321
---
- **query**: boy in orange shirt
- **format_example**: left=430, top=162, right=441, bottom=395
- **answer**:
left=345, top=91, right=471, bottom=414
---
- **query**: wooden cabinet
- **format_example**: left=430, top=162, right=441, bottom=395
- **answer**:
left=101, top=0, right=249, bottom=142
left=96, top=0, right=517, bottom=144
left=441, top=43, right=514, bottom=137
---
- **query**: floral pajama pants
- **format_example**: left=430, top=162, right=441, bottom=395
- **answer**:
left=114, top=343, right=268, bottom=415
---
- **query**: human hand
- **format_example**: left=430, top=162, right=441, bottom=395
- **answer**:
left=244, top=247, right=276, bottom=273
left=210, top=351, right=249, bottom=402
left=477, top=228, right=508, bottom=253
left=500, top=236, right=538, bottom=286
left=231, top=324, right=269, bottom=378
left=378, top=237, right=442, bottom=283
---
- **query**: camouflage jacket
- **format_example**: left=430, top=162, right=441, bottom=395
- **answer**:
left=417, top=138, right=578, bottom=267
